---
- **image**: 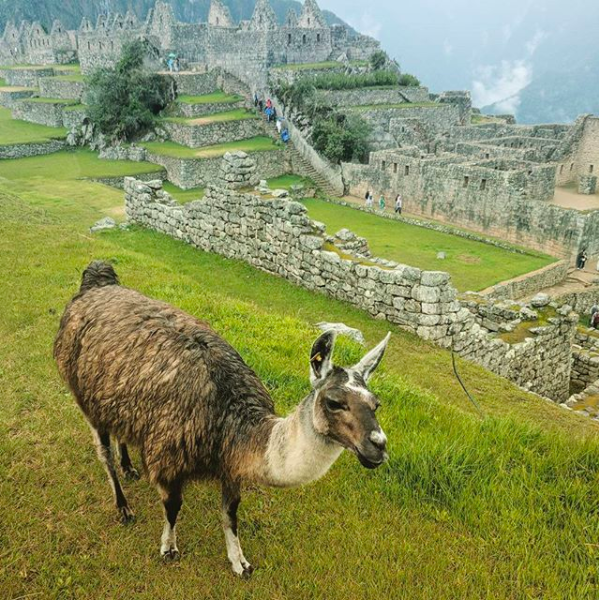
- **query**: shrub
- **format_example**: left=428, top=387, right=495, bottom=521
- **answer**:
left=310, top=70, right=399, bottom=90
left=398, top=73, right=421, bottom=87
left=369, top=50, right=387, bottom=71
left=311, top=113, right=371, bottom=164
left=86, top=40, right=174, bottom=141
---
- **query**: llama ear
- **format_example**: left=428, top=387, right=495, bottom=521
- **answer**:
left=353, top=332, right=391, bottom=382
left=310, top=330, right=336, bottom=387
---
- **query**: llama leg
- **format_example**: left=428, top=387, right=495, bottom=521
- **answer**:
left=158, top=482, right=182, bottom=561
left=91, top=428, right=135, bottom=524
left=222, top=480, right=253, bottom=579
left=118, top=442, right=140, bottom=481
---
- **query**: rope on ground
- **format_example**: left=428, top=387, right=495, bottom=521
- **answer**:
left=451, top=351, right=486, bottom=420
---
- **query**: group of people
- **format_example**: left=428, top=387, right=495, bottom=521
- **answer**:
left=364, top=190, right=403, bottom=214
left=254, top=93, right=290, bottom=144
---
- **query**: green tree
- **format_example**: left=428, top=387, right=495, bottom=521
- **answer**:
left=369, top=50, right=387, bottom=71
left=312, top=113, right=371, bottom=164
left=398, top=73, right=421, bottom=87
left=86, top=40, right=174, bottom=141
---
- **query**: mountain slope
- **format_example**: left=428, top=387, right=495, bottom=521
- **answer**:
left=0, top=0, right=351, bottom=33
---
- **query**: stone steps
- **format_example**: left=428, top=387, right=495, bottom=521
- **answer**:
left=287, top=145, right=339, bottom=196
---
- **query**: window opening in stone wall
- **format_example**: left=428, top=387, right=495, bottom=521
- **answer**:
left=216, top=17, right=220, bottom=25
left=317, top=33, right=321, bottom=42
left=463, top=176, right=469, bottom=187
left=405, top=165, right=410, bottom=176
left=480, top=179, right=487, bottom=191
left=308, top=18, right=311, bottom=25
left=570, top=163, right=574, bottom=171
left=528, top=170, right=533, bottom=176
left=288, top=33, right=291, bottom=44
left=485, top=153, right=490, bottom=159
left=381, top=161, right=386, bottom=170
left=302, top=34, right=306, bottom=44
left=590, top=165, right=594, bottom=174
left=560, top=164, right=564, bottom=174
left=393, top=163, right=398, bottom=174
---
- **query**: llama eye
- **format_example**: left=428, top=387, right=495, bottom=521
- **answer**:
left=326, top=399, right=346, bottom=411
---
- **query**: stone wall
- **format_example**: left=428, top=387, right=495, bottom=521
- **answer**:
left=162, top=117, right=264, bottom=148
left=168, top=72, right=219, bottom=97
left=145, top=148, right=287, bottom=190
left=479, top=260, right=570, bottom=300
left=571, top=349, right=599, bottom=394
left=314, top=87, right=431, bottom=108
left=4, top=67, right=55, bottom=88
left=0, top=139, right=66, bottom=159
left=12, top=100, right=72, bottom=127
left=0, top=87, right=35, bottom=108
left=39, top=77, right=86, bottom=101
left=360, top=104, right=462, bottom=135
left=174, top=99, right=246, bottom=118
left=556, top=287, right=599, bottom=317
left=123, top=153, right=579, bottom=403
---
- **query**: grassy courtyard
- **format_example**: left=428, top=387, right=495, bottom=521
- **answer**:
left=0, top=159, right=597, bottom=599
left=163, top=109, right=258, bottom=125
left=176, top=91, right=243, bottom=105
left=301, top=198, right=554, bottom=292
left=0, top=106, right=67, bottom=144
left=141, top=136, right=279, bottom=159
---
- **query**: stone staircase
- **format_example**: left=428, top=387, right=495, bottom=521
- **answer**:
left=286, top=144, right=341, bottom=197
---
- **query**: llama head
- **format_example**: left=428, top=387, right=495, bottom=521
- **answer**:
left=309, top=330, right=390, bottom=469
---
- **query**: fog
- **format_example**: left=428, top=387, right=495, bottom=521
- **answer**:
left=320, top=0, right=599, bottom=116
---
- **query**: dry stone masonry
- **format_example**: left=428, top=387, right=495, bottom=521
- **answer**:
left=123, top=153, right=580, bottom=404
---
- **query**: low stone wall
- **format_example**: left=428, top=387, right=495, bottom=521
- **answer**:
left=62, top=107, right=88, bottom=130
left=0, top=88, right=35, bottom=108
left=12, top=100, right=71, bottom=127
left=145, top=149, right=287, bottom=189
left=5, top=68, right=54, bottom=87
left=123, top=153, right=580, bottom=403
left=556, top=287, right=599, bottom=317
left=480, top=260, right=569, bottom=300
left=315, top=87, right=430, bottom=108
left=571, top=349, right=599, bottom=394
left=39, top=77, right=87, bottom=101
left=0, top=139, right=66, bottom=159
left=168, top=71, right=219, bottom=96
left=174, top=99, right=245, bottom=118
left=162, top=118, right=264, bottom=148
left=91, top=169, right=167, bottom=190
left=360, top=104, right=461, bottom=133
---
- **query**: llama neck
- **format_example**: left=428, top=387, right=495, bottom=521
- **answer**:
left=262, top=393, right=343, bottom=488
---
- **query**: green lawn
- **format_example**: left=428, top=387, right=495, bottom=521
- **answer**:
left=0, top=77, right=5, bottom=86
left=163, top=181, right=205, bottom=204
left=141, top=137, right=279, bottom=159
left=22, top=96, right=79, bottom=104
left=0, top=106, right=67, bottom=144
left=267, top=174, right=313, bottom=190
left=163, top=109, right=258, bottom=125
left=176, top=91, right=243, bottom=105
left=0, top=148, right=163, bottom=182
left=301, top=198, right=554, bottom=292
left=50, top=73, right=86, bottom=83
left=0, top=154, right=597, bottom=599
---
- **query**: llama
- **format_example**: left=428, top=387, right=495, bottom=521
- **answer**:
left=54, top=261, right=390, bottom=578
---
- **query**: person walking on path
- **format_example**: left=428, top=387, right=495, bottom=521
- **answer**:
left=576, top=249, right=589, bottom=269
left=379, top=195, right=386, bottom=211
left=281, top=128, right=290, bottom=143
left=365, top=190, right=371, bottom=205
left=366, top=192, right=373, bottom=209
left=254, top=92, right=259, bottom=107
left=394, top=193, right=403, bottom=215
left=276, top=118, right=283, bottom=134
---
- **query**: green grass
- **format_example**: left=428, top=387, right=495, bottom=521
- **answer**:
left=272, top=60, right=368, bottom=71
left=0, top=106, right=67, bottom=144
left=300, top=198, right=554, bottom=292
left=0, top=148, right=164, bottom=181
left=163, top=181, right=205, bottom=204
left=0, top=152, right=598, bottom=599
left=63, top=103, right=86, bottom=112
left=348, top=102, right=438, bottom=111
left=0, top=77, right=5, bottom=86
left=22, top=96, right=79, bottom=105
left=163, top=109, right=258, bottom=125
left=50, top=73, right=86, bottom=83
left=176, top=91, right=243, bottom=105
left=267, top=174, right=313, bottom=190
left=141, top=137, right=279, bottom=159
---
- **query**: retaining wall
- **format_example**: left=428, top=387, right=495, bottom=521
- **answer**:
left=162, top=117, right=264, bottom=148
left=0, top=139, right=67, bottom=159
left=39, top=77, right=86, bottom=101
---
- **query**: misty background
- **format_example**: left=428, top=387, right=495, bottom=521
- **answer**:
left=320, top=0, right=599, bottom=124
left=1, top=0, right=597, bottom=123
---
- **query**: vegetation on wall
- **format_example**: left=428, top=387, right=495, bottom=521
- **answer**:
left=369, top=50, right=388, bottom=71
left=399, top=73, right=421, bottom=87
left=310, top=70, right=400, bottom=90
left=86, top=40, right=174, bottom=142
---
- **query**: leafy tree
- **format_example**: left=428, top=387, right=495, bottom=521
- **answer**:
left=312, top=113, right=371, bottom=164
left=369, top=50, right=387, bottom=71
left=398, top=73, right=421, bottom=87
left=86, top=40, right=174, bottom=141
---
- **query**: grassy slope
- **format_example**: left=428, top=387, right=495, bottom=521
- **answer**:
left=301, top=198, right=554, bottom=292
left=141, top=137, right=279, bottom=159
left=0, top=153, right=597, bottom=599
left=176, top=92, right=242, bottom=105
left=163, top=181, right=205, bottom=204
left=0, top=106, right=67, bottom=144
left=163, top=109, right=258, bottom=125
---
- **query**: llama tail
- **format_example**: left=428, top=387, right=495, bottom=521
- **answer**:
left=80, top=260, right=120, bottom=293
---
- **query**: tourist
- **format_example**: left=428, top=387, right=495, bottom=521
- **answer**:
left=258, top=99, right=264, bottom=112
left=254, top=92, right=259, bottom=107
left=265, top=105, right=272, bottom=123
left=576, top=249, right=589, bottom=270
left=174, top=56, right=180, bottom=72
left=591, top=304, right=599, bottom=327
left=394, top=193, right=403, bottom=215
left=366, top=192, right=374, bottom=209
left=276, top=117, right=282, bottom=134
left=592, top=311, right=599, bottom=330
left=379, top=195, right=385, bottom=211
left=281, top=128, right=290, bottom=144
left=272, top=106, right=277, bottom=121
left=365, top=190, right=370, bottom=204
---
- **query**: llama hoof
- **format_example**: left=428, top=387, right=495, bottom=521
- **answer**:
left=119, top=506, right=135, bottom=525
left=232, top=561, right=254, bottom=579
left=161, top=548, right=180, bottom=562
left=241, top=564, right=254, bottom=580
left=124, top=467, right=140, bottom=481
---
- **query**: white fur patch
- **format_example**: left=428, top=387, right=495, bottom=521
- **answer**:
left=345, top=371, right=375, bottom=405
left=369, top=429, right=387, bottom=447
left=160, top=521, right=178, bottom=556
left=224, top=528, right=250, bottom=575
